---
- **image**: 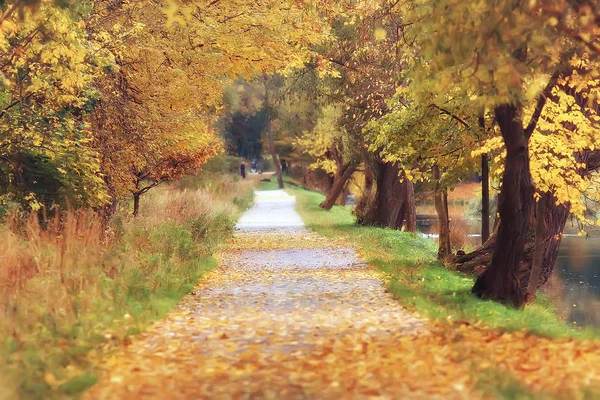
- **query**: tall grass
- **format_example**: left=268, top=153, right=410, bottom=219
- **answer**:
left=0, top=173, right=255, bottom=399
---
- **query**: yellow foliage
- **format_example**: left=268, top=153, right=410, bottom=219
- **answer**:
left=88, top=0, right=328, bottom=198
left=0, top=2, right=114, bottom=207
left=295, top=106, right=346, bottom=174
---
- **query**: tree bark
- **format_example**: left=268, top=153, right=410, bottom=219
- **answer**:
left=356, top=160, right=417, bottom=231
left=459, top=80, right=598, bottom=300
left=433, top=164, right=451, bottom=259
left=320, top=163, right=357, bottom=210
left=363, top=159, right=374, bottom=200
left=472, top=104, right=534, bottom=308
left=404, top=178, right=417, bottom=232
left=526, top=197, right=547, bottom=302
left=481, top=153, right=490, bottom=244
left=133, top=192, right=140, bottom=217
left=355, top=151, right=375, bottom=221
left=455, top=192, right=569, bottom=293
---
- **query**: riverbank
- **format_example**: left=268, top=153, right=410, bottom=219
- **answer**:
left=261, top=180, right=598, bottom=340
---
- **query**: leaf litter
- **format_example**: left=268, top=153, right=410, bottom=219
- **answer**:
left=88, top=213, right=600, bottom=399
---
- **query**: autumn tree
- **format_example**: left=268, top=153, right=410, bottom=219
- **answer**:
left=456, top=63, right=600, bottom=300
left=366, top=89, right=481, bottom=258
left=330, top=5, right=417, bottom=230
left=88, top=0, right=328, bottom=214
left=404, top=0, right=600, bottom=306
left=284, top=50, right=363, bottom=209
left=292, top=3, right=418, bottom=225
left=0, top=2, right=113, bottom=210
left=296, top=105, right=360, bottom=209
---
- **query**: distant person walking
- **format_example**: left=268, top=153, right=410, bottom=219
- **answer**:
left=240, top=161, right=246, bottom=179
left=281, top=159, right=287, bottom=174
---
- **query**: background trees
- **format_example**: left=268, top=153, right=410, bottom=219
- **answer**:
left=231, top=0, right=600, bottom=308
left=1, top=0, right=599, bottom=309
left=0, top=0, right=329, bottom=214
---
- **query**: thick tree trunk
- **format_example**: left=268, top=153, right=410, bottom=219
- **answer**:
left=363, top=161, right=374, bottom=200
left=472, top=104, right=534, bottom=308
left=320, top=163, right=357, bottom=210
left=326, top=172, right=334, bottom=191
left=133, top=192, right=140, bottom=217
left=355, top=152, right=375, bottom=220
left=340, top=186, right=349, bottom=206
left=433, top=165, right=451, bottom=259
left=526, top=197, right=547, bottom=302
left=454, top=229, right=497, bottom=275
left=459, top=87, right=597, bottom=299
left=357, top=160, right=417, bottom=231
left=455, top=192, right=569, bottom=293
left=481, top=153, right=490, bottom=244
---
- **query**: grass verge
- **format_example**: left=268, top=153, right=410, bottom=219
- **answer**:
left=264, top=181, right=598, bottom=340
left=0, top=173, right=257, bottom=399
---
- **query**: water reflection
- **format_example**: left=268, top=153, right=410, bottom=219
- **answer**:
left=541, top=236, right=600, bottom=328
left=417, top=216, right=600, bottom=329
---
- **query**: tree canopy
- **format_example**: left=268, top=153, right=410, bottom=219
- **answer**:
left=1, top=0, right=600, bottom=307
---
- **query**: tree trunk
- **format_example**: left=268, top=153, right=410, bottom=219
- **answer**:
left=455, top=192, right=569, bottom=292
left=526, top=197, right=547, bottom=302
left=356, top=152, right=375, bottom=220
left=404, top=178, right=417, bottom=232
left=363, top=160, right=374, bottom=200
left=320, top=163, right=357, bottom=210
left=454, top=229, right=497, bottom=275
left=433, top=164, right=451, bottom=259
left=472, top=104, right=535, bottom=307
left=340, top=186, right=349, bottom=206
left=133, top=192, right=141, bottom=217
left=263, top=76, right=283, bottom=189
left=327, top=172, right=334, bottom=188
left=481, top=153, right=490, bottom=244
left=266, top=119, right=283, bottom=189
left=357, top=160, right=417, bottom=231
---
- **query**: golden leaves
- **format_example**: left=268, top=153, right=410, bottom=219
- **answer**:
left=88, top=222, right=600, bottom=399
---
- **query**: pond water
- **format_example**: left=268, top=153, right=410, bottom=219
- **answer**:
left=542, top=234, right=600, bottom=329
left=417, top=217, right=600, bottom=329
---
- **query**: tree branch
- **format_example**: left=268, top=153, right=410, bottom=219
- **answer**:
left=428, top=104, right=470, bottom=128
left=524, top=69, right=562, bottom=138
left=0, top=1, right=20, bottom=25
left=327, top=57, right=359, bottom=72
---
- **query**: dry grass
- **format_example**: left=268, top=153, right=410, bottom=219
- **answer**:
left=418, top=181, right=486, bottom=218
left=449, top=218, right=477, bottom=252
left=1, top=211, right=111, bottom=327
left=0, top=173, right=255, bottom=399
left=426, top=217, right=478, bottom=254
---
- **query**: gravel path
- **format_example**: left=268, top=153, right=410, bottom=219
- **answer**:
left=90, top=190, right=428, bottom=399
